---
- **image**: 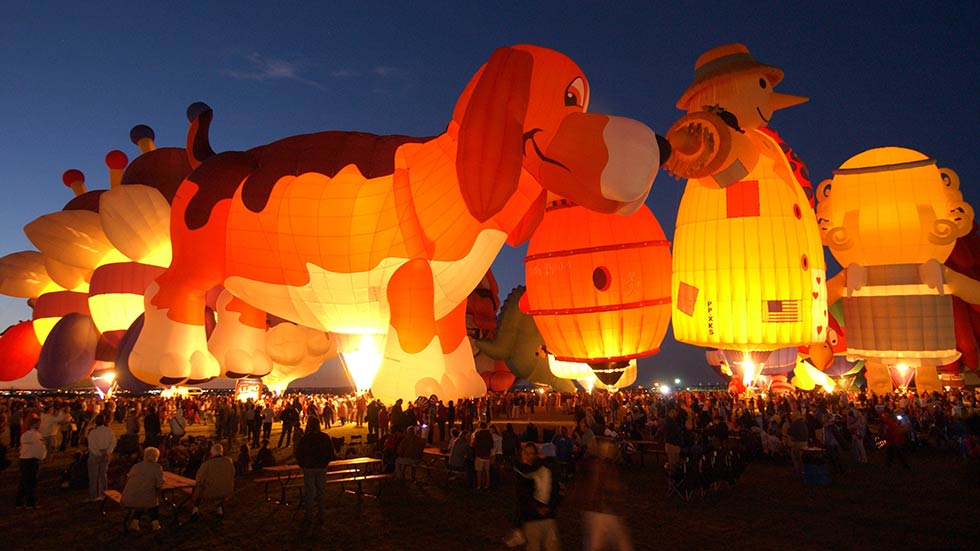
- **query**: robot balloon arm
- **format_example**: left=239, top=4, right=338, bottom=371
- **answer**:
left=944, top=267, right=980, bottom=305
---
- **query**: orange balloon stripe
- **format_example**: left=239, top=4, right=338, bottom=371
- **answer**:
left=526, top=298, right=671, bottom=317
left=524, top=240, right=670, bottom=262
left=554, top=347, right=661, bottom=364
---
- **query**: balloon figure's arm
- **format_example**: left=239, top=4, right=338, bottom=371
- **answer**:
left=826, top=271, right=847, bottom=305
left=663, top=110, right=759, bottom=185
left=944, top=267, right=980, bottom=305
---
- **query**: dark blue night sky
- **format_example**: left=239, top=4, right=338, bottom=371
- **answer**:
left=1, top=2, right=977, bottom=386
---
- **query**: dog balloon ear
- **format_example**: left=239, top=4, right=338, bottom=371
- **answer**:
left=456, top=47, right=533, bottom=222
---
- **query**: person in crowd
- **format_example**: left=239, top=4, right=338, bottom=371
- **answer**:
left=9, top=402, right=24, bottom=450
left=57, top=404, right=73, bottom=452
left=235, top=444, right=251, bottom=476
left=377, top=403, right=390, bottom=440
left=120, top=447, right=164, bottom=532
left=262, top=403, right=275, bottom=441
left=471, top=422, right=494, bottom=490
left=144, top=406, right=162, bottom=447
left=15, top=416, right=46, bottom=509
left=508, top=442, right=560, bottom=550
left=366, top=399, right=381, bottom=439
left=278, top=401, right=300, bottom=448
left=86, top=414, right=117, bottom=501
left=846, top=407, right=868, bottom=464
left=654, top=408, right=683, bottom=472
left=395, top=426, right=425, bottom=481
left=254, top=439, right=277, bottom=470
left=39, top=405, right=64, bottom=453
left=190, top=443, right=235, bottom=521
left=355, top=394, right=367, bottom=428
left=295, top=417, right=336, bottom=527
left=882, top=410, right=910, bottom=469
left=787, top=411, right=810, bottom=476
left=169, top=408, right=187, bottom=445
left=574, top=437, right=633, bottom=551
left=124, top=408, right=140, bottom=436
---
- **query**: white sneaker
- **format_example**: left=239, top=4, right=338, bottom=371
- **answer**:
left=504, top=529, right=526, bottom=547
left=129, top=519, right=140, bottom=532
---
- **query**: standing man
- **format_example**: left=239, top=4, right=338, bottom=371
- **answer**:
left=295, top=417, right=336, bottom=527
left=472, top=422, right=494, bottom=490
left=261, top=403, right=275, bottom=441
left=15, top=417, right=46, bottom=509
left=278, top=401, right=299, bottom=449
left=355, top=394, right=367, bottom=428
left=366, top=399, right=380, bottom=439
left=86, top=414, right=117, bottom=501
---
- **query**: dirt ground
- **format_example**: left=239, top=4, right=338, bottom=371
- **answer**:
left=1, top=412, right=977, bottom=551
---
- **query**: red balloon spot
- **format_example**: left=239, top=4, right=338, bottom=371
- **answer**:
left=62, top=169, right=84, bottom=187
left=793, top=204, right=802, bottom=219
left=105, top=150, right=129, bottom=170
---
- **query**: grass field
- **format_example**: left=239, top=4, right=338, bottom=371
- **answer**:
left=1, top=412, right=977, bottom=551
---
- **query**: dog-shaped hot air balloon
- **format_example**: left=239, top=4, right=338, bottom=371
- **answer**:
left=130, top=45, right=667, bottom=402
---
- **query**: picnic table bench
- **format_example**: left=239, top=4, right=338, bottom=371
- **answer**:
left=258, top=457, right=390, bottom=503
left=101, top=471, right=196, bottom=530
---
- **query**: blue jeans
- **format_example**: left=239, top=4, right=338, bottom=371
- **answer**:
left=303, top=469, right=325, bottom=521
left=88, top=453, right=109, bottom=499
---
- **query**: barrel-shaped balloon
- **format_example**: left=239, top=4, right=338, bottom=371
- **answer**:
left=0, top=321, right=42, bottom=381
left=36, top=313, right=100, bottom=388
left=524, top=203, right=671, bottom=364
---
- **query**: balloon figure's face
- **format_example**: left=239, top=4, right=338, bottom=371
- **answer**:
left=453, top=45, right=662, bottom=222
left=816, top=147, right=973, bottom=266
left=686, top=71, right=808, bottom=132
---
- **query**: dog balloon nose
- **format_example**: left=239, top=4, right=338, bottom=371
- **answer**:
left=600, top=116, right=660, bottom=205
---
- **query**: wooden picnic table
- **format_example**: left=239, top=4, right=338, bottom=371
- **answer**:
left=261, top=457, right=385, bottom=502
left=161, top=471, right=196, bottom=525
left=630, top=440, right=668, bottom=467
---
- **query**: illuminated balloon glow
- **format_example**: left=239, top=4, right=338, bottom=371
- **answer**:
left=666, top=43, right=827, bottom=354
left=524, top=203, right=670, bottom=383
left=263, top=322, right=337, bottom=393
left=130, top=45, right=664, bottom=405
left=818, top=147, right=977, bottom=392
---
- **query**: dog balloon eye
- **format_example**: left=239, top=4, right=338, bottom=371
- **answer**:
left=564, top=77, right=587, bottom=110
left=759, top=78, right=767, bottom=89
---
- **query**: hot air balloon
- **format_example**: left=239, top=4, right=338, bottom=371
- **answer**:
left=666, top=43, right=827, bottom=356
left=131, top=45, right=666, bottom=403
left=524, top=202, right=670, bottom=386
left=818, top=147, right=977, bottom=392
left=0, top=321, right=42, bottom=381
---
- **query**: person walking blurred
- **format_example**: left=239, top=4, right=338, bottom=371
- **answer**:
left=575, top=438, right=633, bottom=551
left=509, top=442, right=560, bottom=550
